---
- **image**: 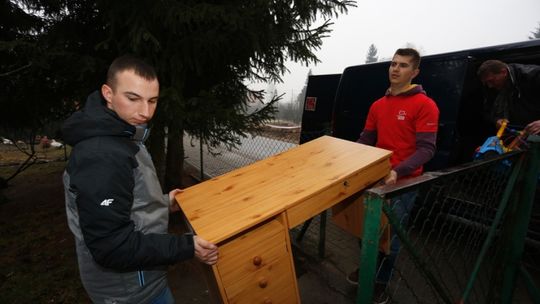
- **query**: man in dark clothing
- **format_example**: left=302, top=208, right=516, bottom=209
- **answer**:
left=477, top=60, right=540, bottom=135
left=63, top=55, right=218, bottom=303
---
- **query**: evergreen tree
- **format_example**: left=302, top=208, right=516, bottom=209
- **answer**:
left=530, top=22, right=540, bottom=39
left=1, top=0, right=110, bottom=137
left=365, top=44, right=378, bottom=63
left=2, top=0, right=355, bottom=188
left=0, top=0, right=108, bottom=183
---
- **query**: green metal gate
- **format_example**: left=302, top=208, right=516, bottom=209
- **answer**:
left=356, top=136, right=540, bottom=303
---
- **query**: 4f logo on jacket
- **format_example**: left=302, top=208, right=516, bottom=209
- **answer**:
left=100, top=199, right=114, bottom=206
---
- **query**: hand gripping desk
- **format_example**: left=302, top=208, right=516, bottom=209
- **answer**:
left=175, top=136, right=392, bottom=303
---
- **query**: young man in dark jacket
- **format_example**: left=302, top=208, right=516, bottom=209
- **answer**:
left=477, top=60, right=540, bottom=135
left=63, top=55, right=218, bottom=303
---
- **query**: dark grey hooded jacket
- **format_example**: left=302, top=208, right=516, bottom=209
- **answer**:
left=491, top=63, right=540, bottom=127
left=63, top=91, right=194, bottom=303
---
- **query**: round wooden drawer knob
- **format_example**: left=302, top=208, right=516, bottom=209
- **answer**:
left=258, top=278, right=268, bottom=288
left=253, top=256, right=262, bottom=266
left=263, top=297, right=272, bottom=304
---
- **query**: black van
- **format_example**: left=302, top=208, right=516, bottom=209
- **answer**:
left=300, top=40, right=540, bottom=245
left=299, top=73, right=342, bottom=144
left=302, top=39, right=540, bottom=170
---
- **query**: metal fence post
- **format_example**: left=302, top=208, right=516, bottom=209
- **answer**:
left=356, top=191, right=384, bottom=304
left=499, top=137, right=540, bottom=302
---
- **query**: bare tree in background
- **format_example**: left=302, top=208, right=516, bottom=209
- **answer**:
left=530, top=22, right=540, bottom=39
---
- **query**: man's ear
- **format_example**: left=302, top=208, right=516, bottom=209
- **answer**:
left=412, top=68, right=420, bottom=79
left=101, top=84, right=113, bottom=105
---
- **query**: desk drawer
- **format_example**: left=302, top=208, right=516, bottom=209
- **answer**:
left=216, top=219, right=297, bottom=303
left=286, top=158, right=390, bottom=228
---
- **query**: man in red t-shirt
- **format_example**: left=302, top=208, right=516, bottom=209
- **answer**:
left=359, top=49, right=439, bottom=181
left=347, top=48, right=439, bottom=304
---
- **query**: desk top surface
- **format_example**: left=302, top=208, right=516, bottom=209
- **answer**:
left=176, top=136, right=391, bottom=244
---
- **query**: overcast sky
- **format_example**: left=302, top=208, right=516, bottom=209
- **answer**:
left=255, top=0, right=540, bottom=103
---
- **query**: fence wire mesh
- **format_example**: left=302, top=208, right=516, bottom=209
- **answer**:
left=183, top=125, right=301, bottom=178
left=364, top=151, right=539, bottom=303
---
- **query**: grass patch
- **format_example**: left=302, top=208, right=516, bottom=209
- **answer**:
left=0, top=159, right=89, bottom=303
left=0, top=162, right=67, bottom=185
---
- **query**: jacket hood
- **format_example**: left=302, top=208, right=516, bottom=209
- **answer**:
left=62, top=91, right=136, bottom=146
left=385, top=84, right=426, bottom=96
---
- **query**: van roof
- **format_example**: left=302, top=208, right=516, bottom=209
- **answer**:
left=344, top=39, right=540, bottom=72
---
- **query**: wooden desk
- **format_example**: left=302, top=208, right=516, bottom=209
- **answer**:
left=176, top=136, right=392, bottom=303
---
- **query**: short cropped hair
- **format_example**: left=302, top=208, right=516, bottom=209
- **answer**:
left=106, top=55, right=157, bottom=89
left=477, top=60, right=508, bottom=78
left=395, top=48, right=421, bottom=69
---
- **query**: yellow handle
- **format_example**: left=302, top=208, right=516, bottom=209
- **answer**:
left=496, top=120, right=508, bottom=138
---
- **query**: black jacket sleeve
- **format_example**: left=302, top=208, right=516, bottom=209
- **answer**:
left=69, top=149, right=194, bottom=271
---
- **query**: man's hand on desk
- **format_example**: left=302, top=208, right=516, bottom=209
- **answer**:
left=169, top=188, right=183, bottom=213
left=194, top=235, right=219, bottom=265
left=383, top=170, right=398, bottom=185
left=373, top=170, right=397, bottom=188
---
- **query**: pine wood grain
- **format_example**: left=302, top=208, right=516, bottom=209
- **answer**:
left=176, top=135, right=392, bottom=244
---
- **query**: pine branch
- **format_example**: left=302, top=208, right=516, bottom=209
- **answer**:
left=0, top=63, right=32, bottom=77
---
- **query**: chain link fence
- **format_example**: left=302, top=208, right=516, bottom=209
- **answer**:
left=356, top=141, right=540, bottom=303
left=183, top=124, right=301, bottom=179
